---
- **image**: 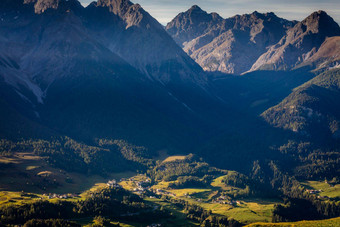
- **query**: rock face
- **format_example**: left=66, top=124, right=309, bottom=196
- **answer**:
left=30, top=0, right=59, bottom=13
left=298, top=36, right=340, bottom=71
left=250, top=11, right=340, bottom=71
left=0, top=0, right=103, bottom=104
left=1, top=0, right=205, bottom=87
left=0, top=0, right=209, bottom=105
left=165, top=5, right=223, bottom=48
left=87, top=0, right=205, bottom=86
left=22, top=0, right=83, bottom=14
left=166, top=7, right=295, bottom=74
left=0, top=0, right=211, bottom=148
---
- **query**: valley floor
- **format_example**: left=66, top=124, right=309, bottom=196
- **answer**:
left=0, top=154, right=339, bottom=226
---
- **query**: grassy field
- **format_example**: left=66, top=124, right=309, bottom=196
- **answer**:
left=301, top=181, right=340, bottom=199
left=162, top=155, right=187, bottom=163
left=0, top=152, right=135, bottom=194
left=175, top=192, right=275, bottom=224
left=0, top=152, right=136, bottom=207
left=210, top=175, right=279, bottom=223
left=0, top=182, right=111, bottom=207
left=151, top=181, right=172, bottom=190
left=246, top=216, right=340, bottom=226
left=0, top=191, right=45, bottom=206
left=147, top=173, right=280, bottom=224
left=211, top=175, right=226, bottom=188
left=149, top=173, right=279, bottom=224
left=189, top=197, right=276, bottom=224
left=211, top=172, right=246, bottom=193
left=169, top=188, right=212, bottom=197
left=225, top=200, right=276, bottom=224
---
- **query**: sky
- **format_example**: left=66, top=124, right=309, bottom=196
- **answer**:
left=79, top=0, right=340, bottom=25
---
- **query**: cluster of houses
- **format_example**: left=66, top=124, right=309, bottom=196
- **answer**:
left=103, top=175, right=157, bottom=196
left=121, top=176, right=246, bottom=207
left=305, top=188, right=332, bottom=199
left=44, top=193, right=78, bottom=200
left=306, top=189, right=322, bottom=194
left=317, top=195, right=329, bottom=199
left=133, top=181, right=148, bottom=194
left=118, top=175, right=250, bottom=207
left=107, top=179, right=122, bottom=188
left=213, top=195, right=242, bottom=206
left=184, top=193, right=191, bottom=198
left=130, top=177, right=151, bottom=195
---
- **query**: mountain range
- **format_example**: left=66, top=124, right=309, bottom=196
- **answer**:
left=0, top=0, right=339, bottom=177
left=166, top=6, right=340, bottom=75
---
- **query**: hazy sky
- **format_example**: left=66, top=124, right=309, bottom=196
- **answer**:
left=79, top=0, right=340, bottom=25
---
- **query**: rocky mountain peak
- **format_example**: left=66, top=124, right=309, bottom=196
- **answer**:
left=301, top=10, right=340, bottom=35
left=171, top=5, right=220, bottom=21
left=24, top=0, right=60, bottom=13
left=83, top=0, right=205, bottom=85
left=165, top=5, right=223, bottom=46
left=189, top=5, right=201, bottom=10
left=232, top=11, right=284, bottom=24
left=188, top=5, right=204, bottom=14
left=264, top=12, right=275, bottom=16
left=97, top=0, right=133, bottom=16
left=252, top=11, right=282, bottom=21
left=306, top=10, right=329, bottom=22
left=251, top=10, right=260, bottom=17
left=232, top=11, right=294, bottom=30
left=283, top=10, right=340, bottom=45
left=211, top=12, right=220, bottom=20
left=22, top=0, right=83, bottom=14
left=250, top=10, right=340, bottom=71
left=95, top=0, right=159, bottom=29
left=166, top=5, right=298, bottom=74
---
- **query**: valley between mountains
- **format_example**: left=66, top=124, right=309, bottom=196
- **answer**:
left=0, top=0, right=340, bottom=226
